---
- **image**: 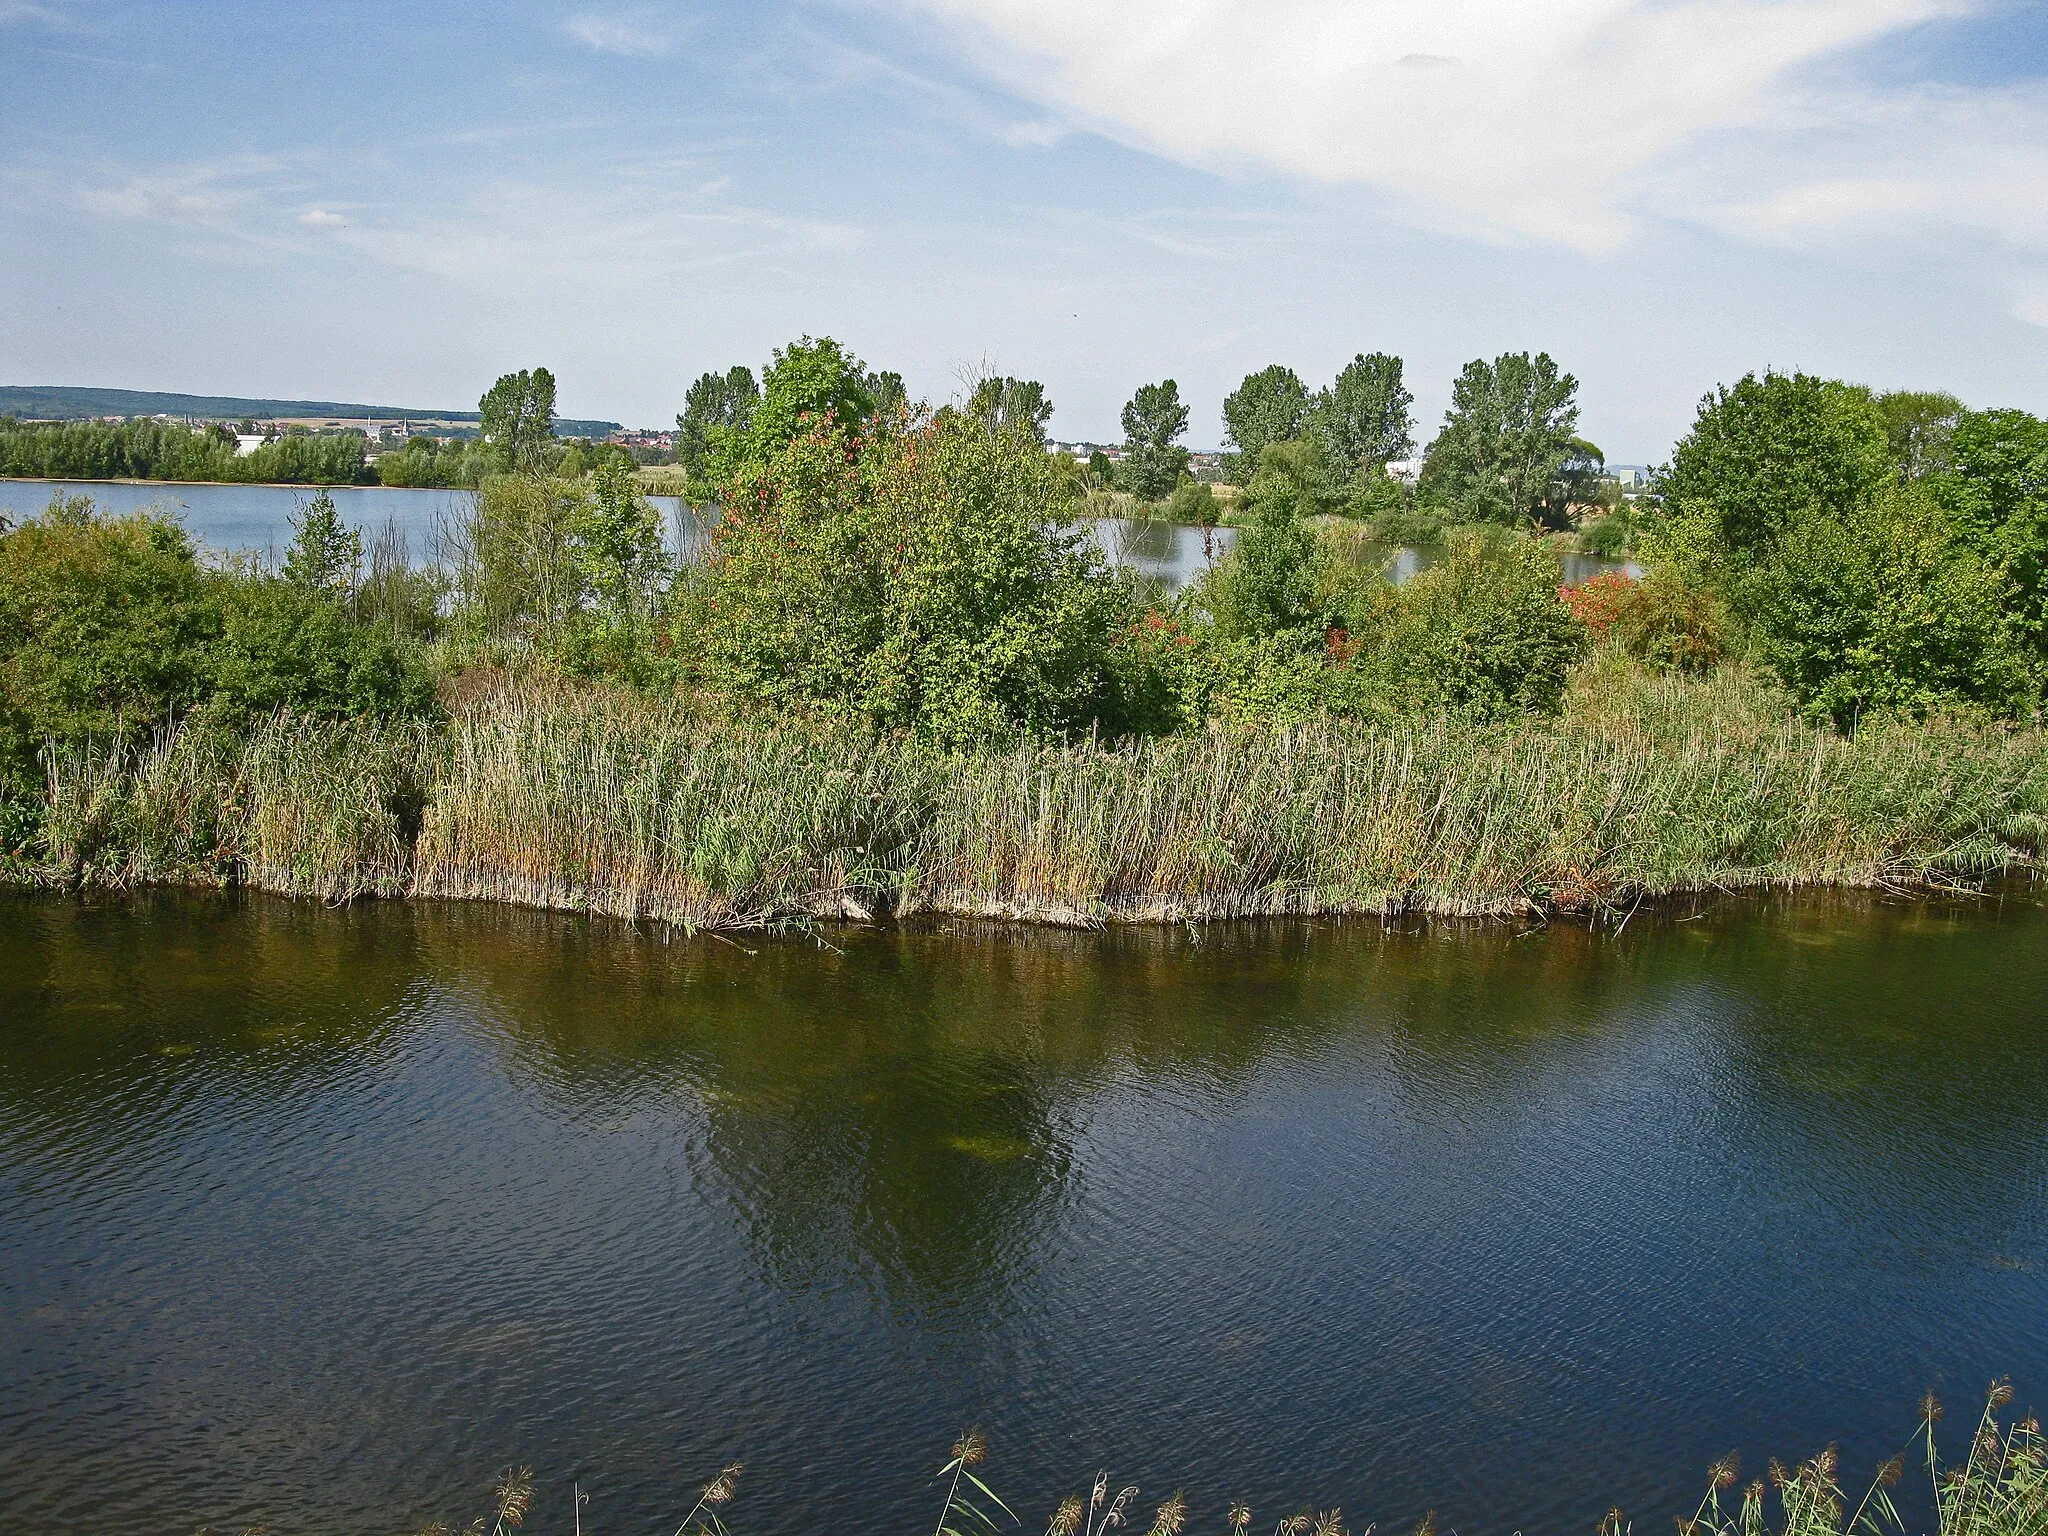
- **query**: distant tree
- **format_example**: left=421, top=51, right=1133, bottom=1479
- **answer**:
left=1120, top=379, right=1190, bottom=500
left=1220, top=366, right=1310, bottom=484
left=968, top=376, right=1054, bottom=444
left=1313, top=352, right=1414, bottom=477
left=1419, top=353, right=1583, bottom=527
left=1877, top=389, right=1965, bottom=482
left=1662, top=371, right=1891, bottom=555
left=865, top=370, right=909, bottom=420
left=478, top=367, right=558, bottom=475
left=675, top=366, right=760, bottom=486
left=1087, top=449, right=1113, bottom=486
left=280, top=489, right=361, bottom=596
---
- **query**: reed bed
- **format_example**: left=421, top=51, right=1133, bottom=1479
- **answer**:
left=402, top=1381, right=2046, bottom=1536
left=11, top=670, right=2048, bottom=929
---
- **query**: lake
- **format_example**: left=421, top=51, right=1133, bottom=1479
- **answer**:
left=0, top=479, right=1634, bottom=590
left=3, top=889, right=2043, bottom=1536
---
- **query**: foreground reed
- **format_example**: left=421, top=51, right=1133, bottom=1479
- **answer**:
left=399, top=1382, right=2046, bottom=1536
left=14, top=665, right=2048, bottom=929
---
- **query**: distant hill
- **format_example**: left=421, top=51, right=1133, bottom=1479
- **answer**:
left=0, top=385, right=620, bottom=437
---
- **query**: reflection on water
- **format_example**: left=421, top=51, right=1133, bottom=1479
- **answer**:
left=3, top=891, right=2045, bottom=1536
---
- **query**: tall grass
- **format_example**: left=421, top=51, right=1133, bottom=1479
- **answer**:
left=11, top=667, right=2048, bottom=929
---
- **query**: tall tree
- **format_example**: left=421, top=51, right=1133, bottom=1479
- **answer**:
left=1220, top=365, right=1310, bottom=484
left=865, top=370, right=909, bottom=420
left=1877, top=389, right=1965, bottom=482
left=676, top=366, right=760, bottom=484
left=478, top=367, right=558, bottom=476
left=968, top=376, right=1053, bottom=444
left=280, top=489, right=361, bottom=595
left=1314, top=352, right=1414, bottom=476
left=1120, top=379, right=1191, bottom=500
left=1419, top=352, right=1583, bottom=526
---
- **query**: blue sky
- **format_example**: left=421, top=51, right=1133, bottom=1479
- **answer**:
left=3, top=0, right=2045, bottom=459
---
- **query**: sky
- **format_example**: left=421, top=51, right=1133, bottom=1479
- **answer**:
left=2, top=0, right=2046, bottom=460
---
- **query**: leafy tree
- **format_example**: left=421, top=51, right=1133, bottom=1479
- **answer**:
left=1661, top=371, right=1891, bottom=555
left=695, top=407, right=1133, bottom=743
left=967, top=376, right=1053, bottom=444
left=1936, top=406, right=2048, bottom=677
left=676, top=366, right=760, bottom=488
left=572, top=456, right=669, bottom=626
left=1165, top=476, right=1217, bottom=528
left=1206, top=462, right=1326, bottom=640
left=1086, top=449, right=1113, bottom=486
left=1419, top=352, right=1584, bottom=526
left=865, top=370, right=908, bottom=420
left=713, top=336, right=876, bottom=484
left=207, top=573, right=435, bottom=722
left=1877, top=389, right=1965, bottom=482
left=1120, top=379, right=1191, bottom=500
left=1313, top=352, right=1414, bottom=477
left=280, top=490, right=361, bottom=596
left=1220, top=366, right=1310, bottom=484
left=478, top=367, right=558, bottom=475
left=1745, top=483, right=2028, bottom=725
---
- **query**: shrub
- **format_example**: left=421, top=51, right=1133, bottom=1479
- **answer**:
left=1376, top=531, right=1586, bottom=718
left=1745, top=483, right=2030, bottom=726
left=0, top=497, right=216, bottom=789
left=1165, top=477, right=1217, bottom=526
left=1563, top=570, right=1725, bottom=674
left=207, top=573, right=438, bottom=722
left=696, top=408, right=1134, bottom=744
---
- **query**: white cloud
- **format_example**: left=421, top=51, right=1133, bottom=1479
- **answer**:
left=889, top=0, right=2002, bottom=251
left=298, top=208, right=347, bottom=229
left=563, top=11, right=673, bottom=57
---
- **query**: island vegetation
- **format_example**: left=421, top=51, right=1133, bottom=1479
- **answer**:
left=2, top=334, right=2045, bottom=928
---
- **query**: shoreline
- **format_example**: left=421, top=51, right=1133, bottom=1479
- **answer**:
left=12, top=680, right=2044, bottom=934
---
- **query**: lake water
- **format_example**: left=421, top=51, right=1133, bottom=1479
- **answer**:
left=0, top=480, right=1632, bottom=590
left=3, top=890, right=2044, bottom=1536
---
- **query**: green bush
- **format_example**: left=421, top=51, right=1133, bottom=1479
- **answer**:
left=0, top=497, right=216, bottom=789
left=208, top=574, right=437, bottom=722
left=1744, top=483, right=2030, bottom=726
left=1375, top=531, right=1586, bottom=718
left=696, top=407, right=1135, bottom=744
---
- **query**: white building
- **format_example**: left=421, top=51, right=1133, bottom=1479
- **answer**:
left=234, top=434, right=268, bottom=456
left=1385, top=458, right=1424, bottom=485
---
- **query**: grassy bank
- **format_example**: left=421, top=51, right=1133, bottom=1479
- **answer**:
left=12, top=662, right=2045, bottom=930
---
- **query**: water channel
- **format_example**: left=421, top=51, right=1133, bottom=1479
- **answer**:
left=0, top=479, right=1635, bottom=591
left=3, top=889, right=2044, bottom=1536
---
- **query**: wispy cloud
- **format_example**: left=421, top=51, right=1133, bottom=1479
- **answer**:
left=298, top=208, right=347, bottom=229
left=563, top=10, right=674, bottom=57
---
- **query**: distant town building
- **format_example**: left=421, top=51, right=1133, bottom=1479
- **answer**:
left=1385, top=458, right=1424, bottom=485
left=234, top=434, right=267, bottom=456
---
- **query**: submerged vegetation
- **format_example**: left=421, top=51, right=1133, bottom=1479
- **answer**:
left=4, top=336, right=2047, bottom=927
left=396, top=1383, right=2046, bottom=1536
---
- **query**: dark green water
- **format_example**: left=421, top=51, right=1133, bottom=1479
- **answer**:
left=2, top=891, right=2045, bottom=1536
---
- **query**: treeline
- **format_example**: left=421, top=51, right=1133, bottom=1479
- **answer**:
left=0, top=417, right=373, bottom=484
left=5, top=333, right=2048, bottom=879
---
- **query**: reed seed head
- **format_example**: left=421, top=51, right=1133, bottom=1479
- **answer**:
left=1768, top=1460, right=1790, bottom=1490
left=1150, top=1492, right=1188, bottom=1536
left=1278, top=1510, right=1312, bottom=1536
left=1310, top=1507, right=1344, bottom=1536
left=703, top=1462, right=743, bottom=1506
left=1921, top=1393, right=1945, bottom=1426
left=1710, top=1453, right=1740, bottom=1490
left=1414, top=1510, right=1437, bottom=1536
left=954, top=1431, right=990, bottom=1469
left=1229, top=1503, right=1253, bottom=1535
left=1817, top=1445, right=1839, bottom=1480
left=1105, top=1487, right=1140, bottom=1531
left=1049, top=1495, right=1085, bottom=1536
left=493, top=1467, right=535, bottom=1528
left=1877, top=1456, right=1904, bottom=1489
left=1597, top=1507, right=1626, bottom=1536
left=1990, top=1379, right=2015, bottom=1410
